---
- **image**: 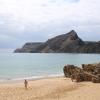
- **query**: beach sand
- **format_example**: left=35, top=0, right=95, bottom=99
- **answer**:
left=0, top=77, right=100, bottom=100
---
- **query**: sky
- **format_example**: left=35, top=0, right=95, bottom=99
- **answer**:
left=0, top=0, right=100, bottom=48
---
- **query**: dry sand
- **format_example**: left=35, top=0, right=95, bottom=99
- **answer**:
left=0, top=77, right=100, bottom=100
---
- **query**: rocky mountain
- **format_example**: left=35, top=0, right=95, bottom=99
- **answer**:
left=14, top=30, right=100, bottom=53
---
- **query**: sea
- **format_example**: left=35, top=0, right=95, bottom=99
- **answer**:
left=0, top=49, right=100, bottom=82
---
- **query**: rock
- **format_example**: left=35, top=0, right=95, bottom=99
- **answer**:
left=92, top=77, right=100, bottom=83
left=82, top=64, right=95, bottom=74
left=70, top=73, right=84, bottom=82
left=63, top=65, right=82, bottom=78
left=63, top=65, right=76, bottom=77
left=63, top=62, right=100, bottom=83
left=82, top=63, right=100, bottom=75
left=70, top=71, right=92, bottom=82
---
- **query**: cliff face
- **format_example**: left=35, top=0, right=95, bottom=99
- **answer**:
left=14, top=30, right=100, bottom=53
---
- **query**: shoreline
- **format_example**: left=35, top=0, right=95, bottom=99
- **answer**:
left=0, top=74, right=64, bottom=84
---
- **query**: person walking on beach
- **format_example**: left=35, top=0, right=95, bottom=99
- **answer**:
left=24, top=79, right=28, bottom=89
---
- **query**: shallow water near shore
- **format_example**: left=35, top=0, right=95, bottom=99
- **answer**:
left=0, top=49, right=100, bottom=81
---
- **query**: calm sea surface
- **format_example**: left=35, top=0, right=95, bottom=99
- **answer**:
left=0, top=49, right=100, bottom=81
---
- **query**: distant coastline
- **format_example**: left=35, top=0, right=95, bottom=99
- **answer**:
left=14, top=30, right=100, bottom=53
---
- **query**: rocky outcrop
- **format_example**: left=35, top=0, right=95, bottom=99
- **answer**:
left=63, top=65, right=82, bottom=78
left=82, top=63, right=100, bottom=75
left=14, top=30, right=100, bottom=53
left=63, top=62, right=100, bottom=83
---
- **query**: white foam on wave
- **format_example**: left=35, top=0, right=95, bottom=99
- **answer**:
left=13, top=73, right=64, bottom=81
left=0, top=73, right=64, bottom=82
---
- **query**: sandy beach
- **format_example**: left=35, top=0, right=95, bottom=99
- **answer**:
left=0, top=77, right=100, bottom=100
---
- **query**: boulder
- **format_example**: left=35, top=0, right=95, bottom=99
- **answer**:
left=63, top=65, right=81, bottom=78
left=82, top=64, right=95, bottom=73
left=82, top=63, right=100, bottom=75
left=92, top=77, right=100, bottom=83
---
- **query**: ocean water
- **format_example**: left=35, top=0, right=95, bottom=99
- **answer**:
left=0, top=49, right=100, bottom=81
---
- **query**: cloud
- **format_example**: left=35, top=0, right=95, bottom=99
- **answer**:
left=0, top=0, right=100, bottom=48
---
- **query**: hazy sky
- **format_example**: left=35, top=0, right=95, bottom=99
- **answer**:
left=0, top=0, right=100, bottom=48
